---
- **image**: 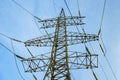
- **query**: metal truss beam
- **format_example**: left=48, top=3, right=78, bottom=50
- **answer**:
left=39, top=16, right=85, bottom=29
left=24, top=32, right=99, bottom=47
left=21, top=51, right=98, bottom=72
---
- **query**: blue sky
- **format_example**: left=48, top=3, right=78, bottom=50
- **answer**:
left=0, top=0, right=120, bottom=80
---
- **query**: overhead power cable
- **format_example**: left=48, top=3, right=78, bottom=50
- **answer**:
left=34, top=15, right=53, bottom=44
left=0, top=33, right=11, bottom=39
left=0, top=42, right=15, bottom=55
left=34, top=18, right=44, bottom=35
left=99, top=61, right=109, bottom=80
left=11, top=0, right=46, bottom=36
left=0, top=40, right=25, bottom=80
left=0, top=33, right=24, bottom=43
left=64, top=0, right=72, bottom=17
left=11, top=40, right=25, bottom=80
left=14, top=55, right=25, bottom=80
left=11, top=0, right=53, bottom=43
left=0, top=34, right=26, bottom=79
left=52, top=0, right=57, bottom=14
left=97, top=0, right=107, bottom=56
left=11, top=0, right=35, bottom=17
left=76, top=0, right=86, bottom=35
left=11, top=0, right=55, bottom=44
left=0, top=35, right=25, bottom=60
left=99, top=0, right=107, bottom=32
left=64, top=0, right=81, bottom=33
left=97, top=0, right=117, bottom=79
left=34, top=18, right=53, bottom=43
left=77, top=0, right=81, bottom=16
left=105, top=56, right=118, bottom=80
left=11, top=0, right=42, bottom=22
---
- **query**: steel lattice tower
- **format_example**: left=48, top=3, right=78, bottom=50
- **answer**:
left=20, top=8, right=99, bottom=80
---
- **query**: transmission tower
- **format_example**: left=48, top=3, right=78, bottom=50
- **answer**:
left=21, top=8, right=99, bottom=80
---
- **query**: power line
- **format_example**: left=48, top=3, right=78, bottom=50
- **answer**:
left=11, top=40, right=25, bottom=80
left=11, top=0, right=44, bottom=34
left=0, top=33, right=11, bottom=39
left=12, top=0, right=53, bottom=42
left=11, top=0, right=35, bottom=17
left=89, top=40, right=108, bottom=80
left=64, top=0, right=72, bottom=17
left=77, top=0, right=81, bottom=16
left=4, top=0, right=52, bottom=44
left=0, top=41, right=26, bottom=80
left=76, top=0, right=86, bottom=35
left=34, top=18, right=44, bottom=35
left=97, top=0, right=117, bottom=79
left=12, top=0, right=46, bottom=39
left=64, top=0, right=81, bottom=33
left=0, top=42, right=15, bottom=55
left=0, top=34, right=26, bottom=79
left=34, top=16, right=53, bottom=44
left=99, top=0, right=107, bottom=30
left=0, top=33, right=24, bottom=43
left=33, top=17, right=53, bottom=42
left=0, top=33, right=26, bottom=59
left=52, top=0, right=57, bottom=15
left=64, top=0, right=89, bottom=61
left=11, top=0, right=53, bottom=43
left=14, top=55, right=25, bottom=80
left=105, top=56, right=118, bottom=80
left=63, top=0, right=90, bottom=53
left=98, top=0, right=107, bottom=56
left=99, top=61, right=109, bottom=80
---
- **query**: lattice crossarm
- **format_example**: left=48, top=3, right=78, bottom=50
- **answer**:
left=66, top=32, right=99, bottom=46
left=24, top=33, right=54, bottom=47
left=21, top=56, right=50, bottom=72
left=39, top=16, right=85, bottom=29
left=68, top=53, right=98, bottom=69
left=24, top=32, right=99, bottom=47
